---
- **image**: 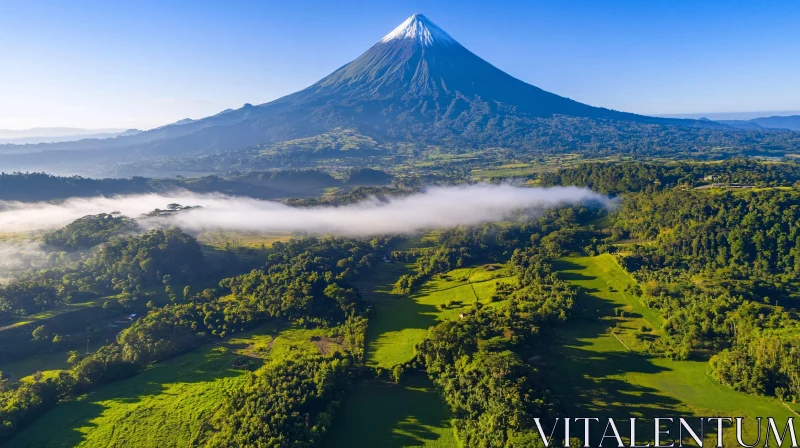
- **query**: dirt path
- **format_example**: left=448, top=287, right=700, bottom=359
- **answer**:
left=610, top=329, right=633, bottom=352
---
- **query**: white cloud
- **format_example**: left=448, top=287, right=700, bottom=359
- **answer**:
left=0, top=184, right=609, bottom=236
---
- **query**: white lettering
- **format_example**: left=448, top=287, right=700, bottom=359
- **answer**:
left=678, top=418, right=704, bottom=447
left=533, top=418, right=560, bottom=448
left=765, top=417, right=798, bottom=448
left=736, top=417, right=762, bottom=448
left=655, top=418, right=675, bottom=448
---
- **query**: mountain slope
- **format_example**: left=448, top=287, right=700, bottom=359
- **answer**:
left=274, top=14, right=691, bottom=126
left=3, top=14, right=795, bottom=173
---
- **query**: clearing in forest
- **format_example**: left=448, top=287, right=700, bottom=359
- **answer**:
left=546, top=254, right=794, bottom=446
left=358, top=262, right=515, bottom=369
left=5, top=323, right=339, bottom=448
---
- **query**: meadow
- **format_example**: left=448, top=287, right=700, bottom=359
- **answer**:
left=323, top=259, right=517, bottom=448
left=5, top=322, right=339, bottom=448
left=544, top=254, right=795, bottom=446
left=322, top=374, right=457, bottom=448
left=358, top=262, right=515, bottom=369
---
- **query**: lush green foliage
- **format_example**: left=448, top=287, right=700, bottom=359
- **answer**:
left=221, top=236, right=391, bottom=324
left=0, top=228, right=204, bottom=318
left=540, top=159, right=800, bottom=194
left=43, top=213, right=137, bottom=250
left=608, top=188, right=800, bottom=399
left=201, top=355, right=352, bottom=448
left=543, top=255, right=794, bottom=447
left=417, top=251, right=576, bottom=447
left=0, top=168, right=392, bottom=201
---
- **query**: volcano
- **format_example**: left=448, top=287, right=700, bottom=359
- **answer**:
left=279, top=14, right=655, bottom=121
left=4, top=13, right=725, bottom=167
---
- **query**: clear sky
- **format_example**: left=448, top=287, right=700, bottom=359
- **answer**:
left=1, top=0, right=799, bottom=130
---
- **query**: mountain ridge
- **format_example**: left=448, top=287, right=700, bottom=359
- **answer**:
left=717, top=115, right=800, bottom=131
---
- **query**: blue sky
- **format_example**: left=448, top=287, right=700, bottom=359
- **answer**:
left=1, top=0, right=799, bottom=130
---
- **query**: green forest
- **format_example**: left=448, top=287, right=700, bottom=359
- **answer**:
left=0, top=159, right=799, bottom=447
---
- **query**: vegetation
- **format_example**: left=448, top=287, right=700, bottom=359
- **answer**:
left=200, top=355, right=352, bottom=447
left=539, top=158, right=800, bottom=194
left=0, top=228, right=204, bottom=319
left=4, top=156, right=800, bottom=447
left=5, top=323, right=340, bottom=447
left=43, top=212, right=137, bottom=250
left=543, top=255, right=794, bottom=446
left=0, top=168, right=394, bottom=202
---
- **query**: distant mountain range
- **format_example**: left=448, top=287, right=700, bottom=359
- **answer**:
left=0, top=127, right=140, bottom=146
left=1, top=14, right=798, bottom=174
left=714, top=115, right=800, bottom=131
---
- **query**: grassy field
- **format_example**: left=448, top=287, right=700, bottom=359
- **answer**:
left=545, top=254, right=795, bottom=446
left=358, top=262, right=515, bottom=369
left=0, top=343, right=104, bottom=381
left=6, top=322, right=341, bottom=448
left=323, top=374, right=457, bottom=448
left=0, top=292, right=132, bottom=332
left=196, top=229, right=293, bottom=249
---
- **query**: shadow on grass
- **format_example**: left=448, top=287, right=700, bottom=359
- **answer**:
left=360, top=263, right=444, bottom=364
left=6, top=347, right=246, bottom=448
left=541, top=322, right=685, bottom=441
left=544, top=257, right=687, bottom=441
left=323, top=374, right=452, bottom=448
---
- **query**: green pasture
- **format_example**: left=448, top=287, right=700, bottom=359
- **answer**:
left=359, top=262, right=515, bottom=369
left=5, top=322, right=339, bottom=448
left=323, top=374, right=457, bottom=448
left=545, top=254, right=795, bottom=446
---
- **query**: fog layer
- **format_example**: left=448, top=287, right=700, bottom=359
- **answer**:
left=0, top=184, right=608, bottom=236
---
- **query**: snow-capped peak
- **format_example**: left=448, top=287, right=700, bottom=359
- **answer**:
left=380, top=14, right=457, bottom=46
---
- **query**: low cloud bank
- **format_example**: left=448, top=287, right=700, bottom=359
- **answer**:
left=0, top=184, right=608, bottom=236
left=0, top=241, right=51, bottom=283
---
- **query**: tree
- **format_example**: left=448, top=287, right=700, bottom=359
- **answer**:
left=391, top=365, right=404, bottom=383
left=67, top=350, right=82, bottom=366
left=32, top=325, right=47, bottom=341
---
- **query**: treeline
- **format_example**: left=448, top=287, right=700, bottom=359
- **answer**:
left=616, top=189, right=800, bottom=279
left=0, top=172, right=151, bottom=201
left=0, top=168, right=393, bottom=201
left=0, top=289, right=259, bottom=442
left=43, top=212, right=137, bottom=250
left=284, top=186, right=412, bottom=208
left=0, top=228, right=204, bottom=319
left=418, top=249, right=576, bottom=447
left=710, top=323, right=800, bottom=401
left=0, top=234, right=388, bottom=444
left=222, top=236, right=392, bottom=324
left=607, top=187, right=800, bottom=401
left=200, top=355, right=352, bottom=447
left=393, top=206, right=605, bottom=295
left=539, top=159, right=800, bottom=194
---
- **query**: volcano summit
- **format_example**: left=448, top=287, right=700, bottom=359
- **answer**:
left=2, top=14, right=758, bottom=170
